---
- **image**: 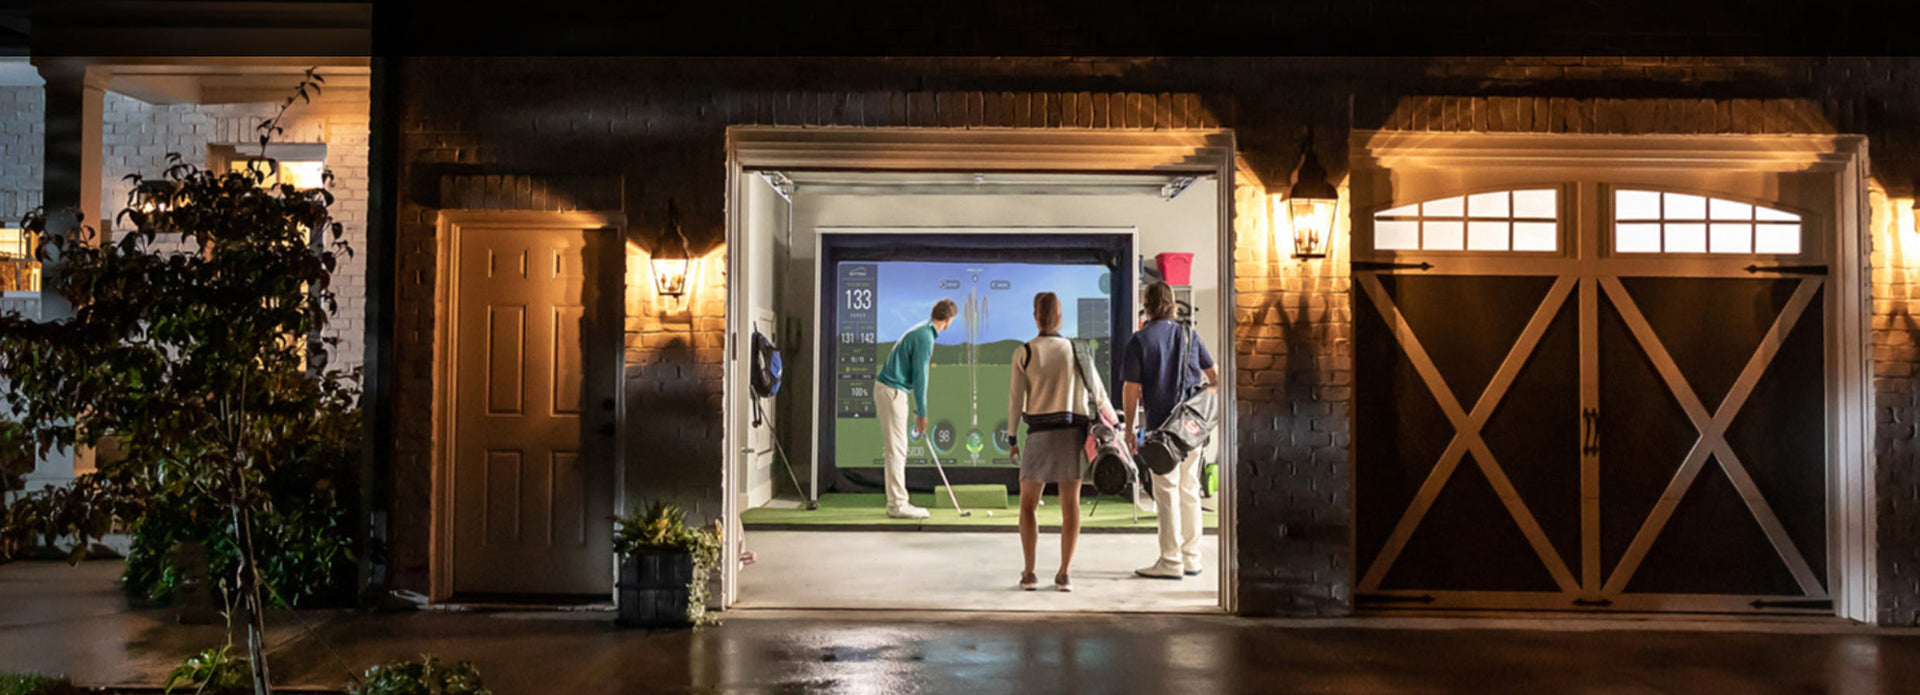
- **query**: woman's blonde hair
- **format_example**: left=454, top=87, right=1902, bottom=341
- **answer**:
left=1033, top=292, right=1063, bottom=333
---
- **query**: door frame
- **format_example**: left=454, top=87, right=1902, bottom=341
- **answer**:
left=429, top=210, right=627, bottom=602
left=1348, top=131, right=1875, bottom=622
left=723, top=126, right=1240, bottom=612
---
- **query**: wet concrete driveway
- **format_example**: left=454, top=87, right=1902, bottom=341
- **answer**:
left=4, top=560, right=1920, bottom=693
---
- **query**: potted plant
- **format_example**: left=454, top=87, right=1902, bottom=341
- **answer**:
left=612, top=501, right=721, bottom=627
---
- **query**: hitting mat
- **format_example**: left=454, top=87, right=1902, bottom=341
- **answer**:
left=740, top=492, right=1219, bottom=531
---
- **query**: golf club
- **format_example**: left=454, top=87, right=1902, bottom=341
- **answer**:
left=753, top=397, right=817, bottom=511
left=925, top=422, right=970, bottom=517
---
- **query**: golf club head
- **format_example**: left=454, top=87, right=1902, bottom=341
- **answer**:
left=959, top=511, right=972, bottom=517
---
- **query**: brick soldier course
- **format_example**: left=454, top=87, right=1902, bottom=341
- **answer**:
left=382, top=57, right=1920, bottom=624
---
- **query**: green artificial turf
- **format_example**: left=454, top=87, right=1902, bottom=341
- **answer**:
left=741, top=492, right=1218, bottom=530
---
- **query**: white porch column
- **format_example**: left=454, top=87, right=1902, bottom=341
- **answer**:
left=23, top=58, right=107, bottom=484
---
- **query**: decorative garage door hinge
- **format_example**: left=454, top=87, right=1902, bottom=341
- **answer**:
left=1351, top=260, right=1434, bottom=272
left=1742, top=264, right=1827, bottom=275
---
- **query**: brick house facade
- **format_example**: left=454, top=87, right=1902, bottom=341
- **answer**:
left=385, top=56, right=1920, bottom=624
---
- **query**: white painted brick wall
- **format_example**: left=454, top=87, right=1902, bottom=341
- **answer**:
left=0, top=86, right=45, bottom=221
left=100, top=92, right=370, bottom=377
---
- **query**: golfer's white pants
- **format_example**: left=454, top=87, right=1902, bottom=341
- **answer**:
left=1151, top=446, right=1204, bottom=568
left=873, top=382, right=912, bottom=510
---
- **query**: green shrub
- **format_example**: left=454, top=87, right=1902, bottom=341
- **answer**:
left=120, top=392, right=362, bottom=608
left=348, top=655, right=490, bottom=695
left=163, top=645, right=251, bottom=695
left=0, top=672, right=76, bottom=695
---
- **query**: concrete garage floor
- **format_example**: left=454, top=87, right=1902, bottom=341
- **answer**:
left=734, top=530, right=1222, bottom=612
left=6, top=560, right=1920, bottom=694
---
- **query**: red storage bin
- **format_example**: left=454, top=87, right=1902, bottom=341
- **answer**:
left=1155, top=252, right=1194, bottom=285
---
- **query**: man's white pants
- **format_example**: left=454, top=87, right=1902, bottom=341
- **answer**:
left=1150, top=446, right=1204, bottom=569
left=872, top=382, right=912, bottom=511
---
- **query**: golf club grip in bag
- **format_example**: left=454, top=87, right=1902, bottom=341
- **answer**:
left=1140, top=323, right=1216, bottom=476
left=1068, top=339, right=1136, bottom=496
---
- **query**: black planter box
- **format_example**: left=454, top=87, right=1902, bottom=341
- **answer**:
left=615, top=548, right=693, bottom=627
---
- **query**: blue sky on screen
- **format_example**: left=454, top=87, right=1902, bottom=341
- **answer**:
left=865, top=261, right=1110, bottom=344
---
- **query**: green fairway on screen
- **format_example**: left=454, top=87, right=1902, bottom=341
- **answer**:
left=832, top=260, right=1112, bottom=469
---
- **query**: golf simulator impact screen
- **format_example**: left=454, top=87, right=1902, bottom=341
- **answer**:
left=818, top=233, right=1131, bottom=492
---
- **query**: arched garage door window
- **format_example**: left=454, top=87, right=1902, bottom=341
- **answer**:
left=1372, top=189, right=1560, bottom=252
left=1612, top=189, right=1804, bottom=255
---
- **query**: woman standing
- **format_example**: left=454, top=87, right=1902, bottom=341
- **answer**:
left=1007, top=292, right=1095, bottom=592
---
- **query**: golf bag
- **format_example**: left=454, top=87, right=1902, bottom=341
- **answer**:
left=750, top=329, right=783, bottom=426
left=1068, top=339, right=1137, bottom=496
left=749, top=329, right=814, bottom=510
left=1139, top=322, right=1217, bottom=476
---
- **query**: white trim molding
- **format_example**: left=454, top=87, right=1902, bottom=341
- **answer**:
left=725, top=126, right=1240, bottom=613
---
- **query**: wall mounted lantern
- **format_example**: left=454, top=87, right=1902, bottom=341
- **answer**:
left=1275, top=127, right=1340, bottom=260
left=650, top=197, right=696, bottom=302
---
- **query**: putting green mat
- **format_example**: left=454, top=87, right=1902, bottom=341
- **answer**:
left=740, top=492, right=1219, bottom=530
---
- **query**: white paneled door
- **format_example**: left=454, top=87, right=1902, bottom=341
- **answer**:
left=450, top=224, right=618, bottom=597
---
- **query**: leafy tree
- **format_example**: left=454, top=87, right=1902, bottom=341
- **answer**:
left=0, top=70, right=351, bottom=695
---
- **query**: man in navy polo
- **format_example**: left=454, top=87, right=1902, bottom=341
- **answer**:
left=1123, top=281, right=1220, bottom=579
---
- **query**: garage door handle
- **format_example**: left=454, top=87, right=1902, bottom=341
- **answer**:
left=1582, top=409, right=1600, bottom=455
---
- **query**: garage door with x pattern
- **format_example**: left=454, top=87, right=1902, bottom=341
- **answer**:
left=1353, top=185, right=1830, bottom=613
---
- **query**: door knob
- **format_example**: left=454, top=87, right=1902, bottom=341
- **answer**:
left=601, top=398, right=616, bottom=412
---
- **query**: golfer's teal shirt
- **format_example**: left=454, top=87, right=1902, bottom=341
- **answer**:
left=877, top=321, right=939, bottom=416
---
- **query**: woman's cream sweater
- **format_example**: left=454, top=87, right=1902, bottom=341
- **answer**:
left=1007, top=334, right=1092, bottom=437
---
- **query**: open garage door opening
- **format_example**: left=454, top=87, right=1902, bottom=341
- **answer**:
left=720, top=129, right=1238, bottom=613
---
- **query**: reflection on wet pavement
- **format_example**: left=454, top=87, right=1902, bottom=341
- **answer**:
left=3, top=561, right=1919, bottom=693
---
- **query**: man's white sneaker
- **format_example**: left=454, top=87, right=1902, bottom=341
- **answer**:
left=1134, top=562, right=1184, bottom=579
left=887, top=505, right=931, bottom=520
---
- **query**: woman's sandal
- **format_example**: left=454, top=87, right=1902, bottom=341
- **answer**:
left=1054, top=572, right=1072, bottom=592
left=1020, top=571, right=1039, bottom=591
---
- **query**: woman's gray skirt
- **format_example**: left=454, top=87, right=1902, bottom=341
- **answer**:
left=1020, top=427, right=1087, bottom=483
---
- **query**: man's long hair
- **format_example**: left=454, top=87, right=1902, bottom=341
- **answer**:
left=1145, top=281, right=1177, bottom=320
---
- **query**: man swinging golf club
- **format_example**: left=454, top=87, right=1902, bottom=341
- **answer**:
left=874, top=298, right=959, bottom=519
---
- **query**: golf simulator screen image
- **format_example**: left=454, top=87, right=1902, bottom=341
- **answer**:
left=817, top=233, right=1133, bottom=491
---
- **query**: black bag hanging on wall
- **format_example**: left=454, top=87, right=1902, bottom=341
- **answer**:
left=1139, top=322, right=1216, bottom=476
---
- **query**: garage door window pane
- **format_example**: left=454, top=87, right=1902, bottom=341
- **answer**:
left=1376, top=220, right=1419, bottom=250
left=1422, top=196, right=1465, bottom=217
left=1467, top=192, right=1509, bottom=218
left=1665, top=193, right=1708, bottom=219
left=1710, top=223, right=1753, bottom=253
left=1422, top=221, right=1466, bottom=250
left=1615, top=190, right=1662, bottom=220
left=1755, top=224, right=1800, bottom=253
left=1513, top=189, right=1558, bottom=219
left=1616, top=223, right=1662, bottom=253
left=1467, top=221, right=1509, bottom=250
left=1665, top=223, right=1707, bottom=253
left=1513, top=222, right=1558, bottom=251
